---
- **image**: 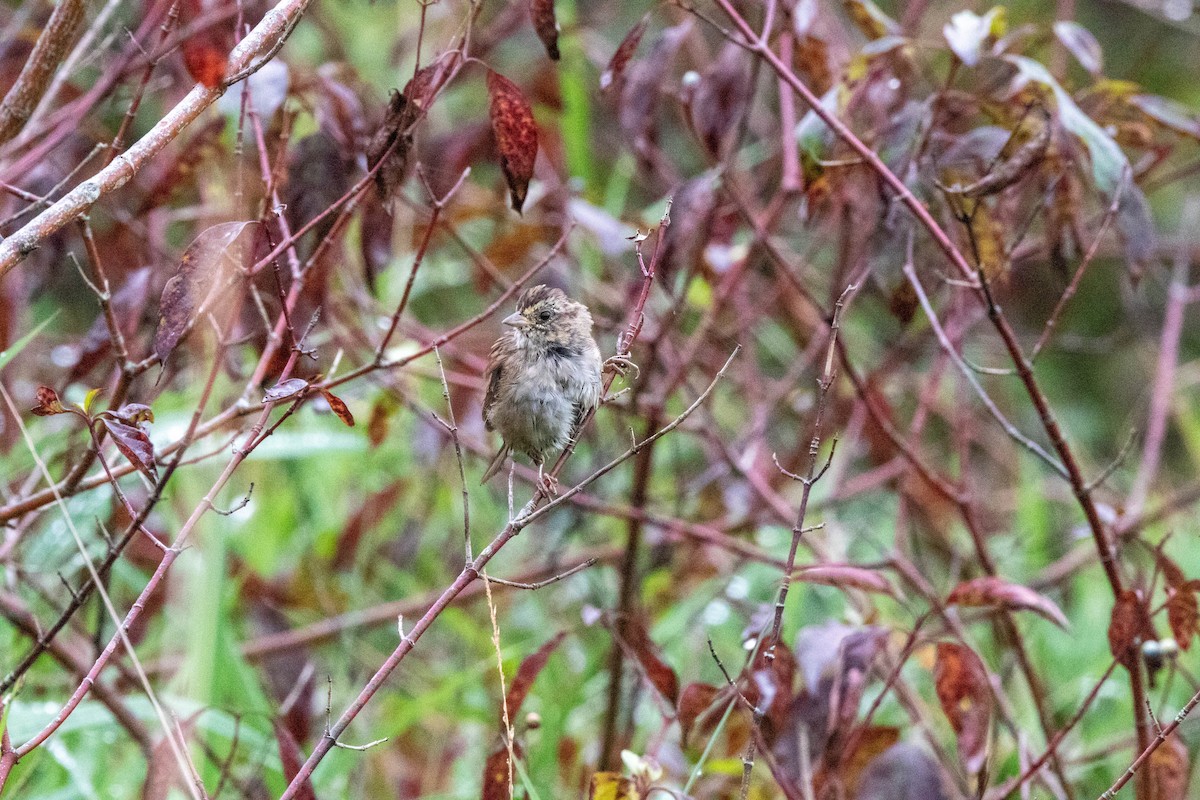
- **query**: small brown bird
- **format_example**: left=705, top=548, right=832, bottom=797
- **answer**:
left=481, top=285, right=603, bottom=491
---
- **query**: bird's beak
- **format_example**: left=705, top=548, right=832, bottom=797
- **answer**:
left=502, top=312, right=530, bottom=329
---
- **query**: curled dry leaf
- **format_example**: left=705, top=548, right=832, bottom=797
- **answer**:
left=154, top=221, right=257, bottom=366
left=101, top=416, right=159, bottom=482
left=366, top=90, right=416, bottom=205
left=600, top=13, right=650, bottom=92
left=933, top=642, right=992, bottom=774
left=103, top=403, right=154, bottom=426
left=264, top=378, right=309, bottom=404
left=1108, top=590, right=1156, bottom=669
left=320, top=390, right=355, bottom=427
left=945, top=575, right=1068, bottom=628
left=677, top=681, right=721, bottom=747
left=487, top=71, right=539, bottom=214
left=689, top=42, right=751, bottom=159
left=31, top=386, right=66, bottom=416
left=794, top=564, right=900, bottom=598
left=530, top=0, right=560, bottom=60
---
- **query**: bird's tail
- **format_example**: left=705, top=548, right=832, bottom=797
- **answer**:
left=480, top=444, right=511, bottom=485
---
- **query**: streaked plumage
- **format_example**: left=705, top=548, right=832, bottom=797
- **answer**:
left=481, top=285, right=603, bottom=487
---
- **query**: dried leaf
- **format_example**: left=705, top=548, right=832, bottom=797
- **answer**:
left=320, top=390, right=355, bottom=427
left=481, top=741, right=524, bottom=800
left=504, top=631, right=567, bottom=727
left=617, top=21, right=690, bottom=155
left=588, top=771, right=639, bottom=800
left=794, top=564, right=900, bottom=598
left=103, top=403, right=154, bottom=426
left=487, top=71, right=538, bottom=214
left=933, top=642, right=991, bottom=774
left=31, top=386, right=66, bottom=416
left=100, top=416, right=158, bottom=482
left=530, top=0, right=560, bottom=60
left=690, top=43, right=751, bottom=159
left=1147, top=735, right=1189, bottom=800
left=600, top=14, right=650, bottom=92
left=1053, top=20, right=1102, bottom=76
left=180, top=0, right=230, bottom=88
left=619, top=616, right=678, bottom=706
left=154, top=221, right=256, bottom=365
left=1109, top=590, right=1155, bottom=669
left=366, top=90, right=415, bottom=204
left=273, top=721, right=317, bottom=800
left=946, top=575, right=1069, bottom=628
left=1167, top=589, right=1198, bottom=651
left=263, top=378, right=309, bottom=404
left=367, top=397, right=393, bottom=448
left=824, top=725, right=899, bottom=797
left=677, top=681, right=721, bottom=747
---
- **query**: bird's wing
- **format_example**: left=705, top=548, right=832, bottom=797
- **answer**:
left=482, top=336, right=511, bottom=431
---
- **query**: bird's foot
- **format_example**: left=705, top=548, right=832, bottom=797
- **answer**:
left=603, top=355, right=639, bottom=380
left=537, top=464, right=559, bottom=496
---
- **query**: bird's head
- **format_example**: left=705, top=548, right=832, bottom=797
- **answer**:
left=503, top=285, right=593, bottom=347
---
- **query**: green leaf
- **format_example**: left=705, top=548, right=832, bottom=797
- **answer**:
left=0, top=312, right=59, bottom=373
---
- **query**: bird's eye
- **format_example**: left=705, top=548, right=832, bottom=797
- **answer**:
left=538, top=310, right=552, bottom=323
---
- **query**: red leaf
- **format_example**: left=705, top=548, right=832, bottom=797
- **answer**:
left=946, top=575, right=1069, bottom=628
left=263, top=378, right=309, bottom=404
left=503, top=631, right=567, bottom=728
left=529, top=0, right=560, bottom=60
left=1108, top=590, right=1155, bottom=669
left=487, top=70, right=538, bottom=214
left=600, top=13, right=649, bottom=92
left=794, top=564, right=899, bottom=598
left=273, top=721, right=317, bottom=800
left=100, top=416, right=158, bottom=481
left=688, top=42, right=751, bottom=158
left=154, top=221, right=257, bottom=365
left=403, top=53, right=461, bottom=111
left=1147, top=736, right=1189, bottom=800
left=366, top=90, right=416, bottom=204
left=30, top=385, right=66, bottom=416
left=320, top=390, right=355, bottom=427
left=933, top=642, right=992, bottom=774
left=677, top=681, right=721, bottom=747
left=618, top=615, right=678, bottom=706
left=180, top=0, right=231, bottom=87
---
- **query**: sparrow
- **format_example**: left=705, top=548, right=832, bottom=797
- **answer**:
left=481, top=285, right=603, bottom=492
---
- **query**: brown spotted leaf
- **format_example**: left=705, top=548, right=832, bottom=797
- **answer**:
left=481, top=741, right=524, bottom=800
left=154, top=221, right=256, bottom=365
left=403, top=53, right=461, bottom=112
left=1109, top=590, right=1155, bottom=669
left=503, top=630, right=566, bottom=728
left=794, top=564, right=899, bottom=598
left=678, top=681, right=721, bottom=747
left=100, top=416, right=158, bottom=482
left=600, top=13, right=649, bottom=92
left=31, top=386, right=66, bottom=416
left=530, top=0, right=560, bottom=60
left=487, top=71, right=538, bottom=214
left=933, top=642, right=992, bottom=774
left=320, top=390, right=355, bottom=427
left=588, top=771, right=638, bottom=800
left=263, top=378, right=309, bottom=404
left=946, top=575, right=1068, bottom=628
